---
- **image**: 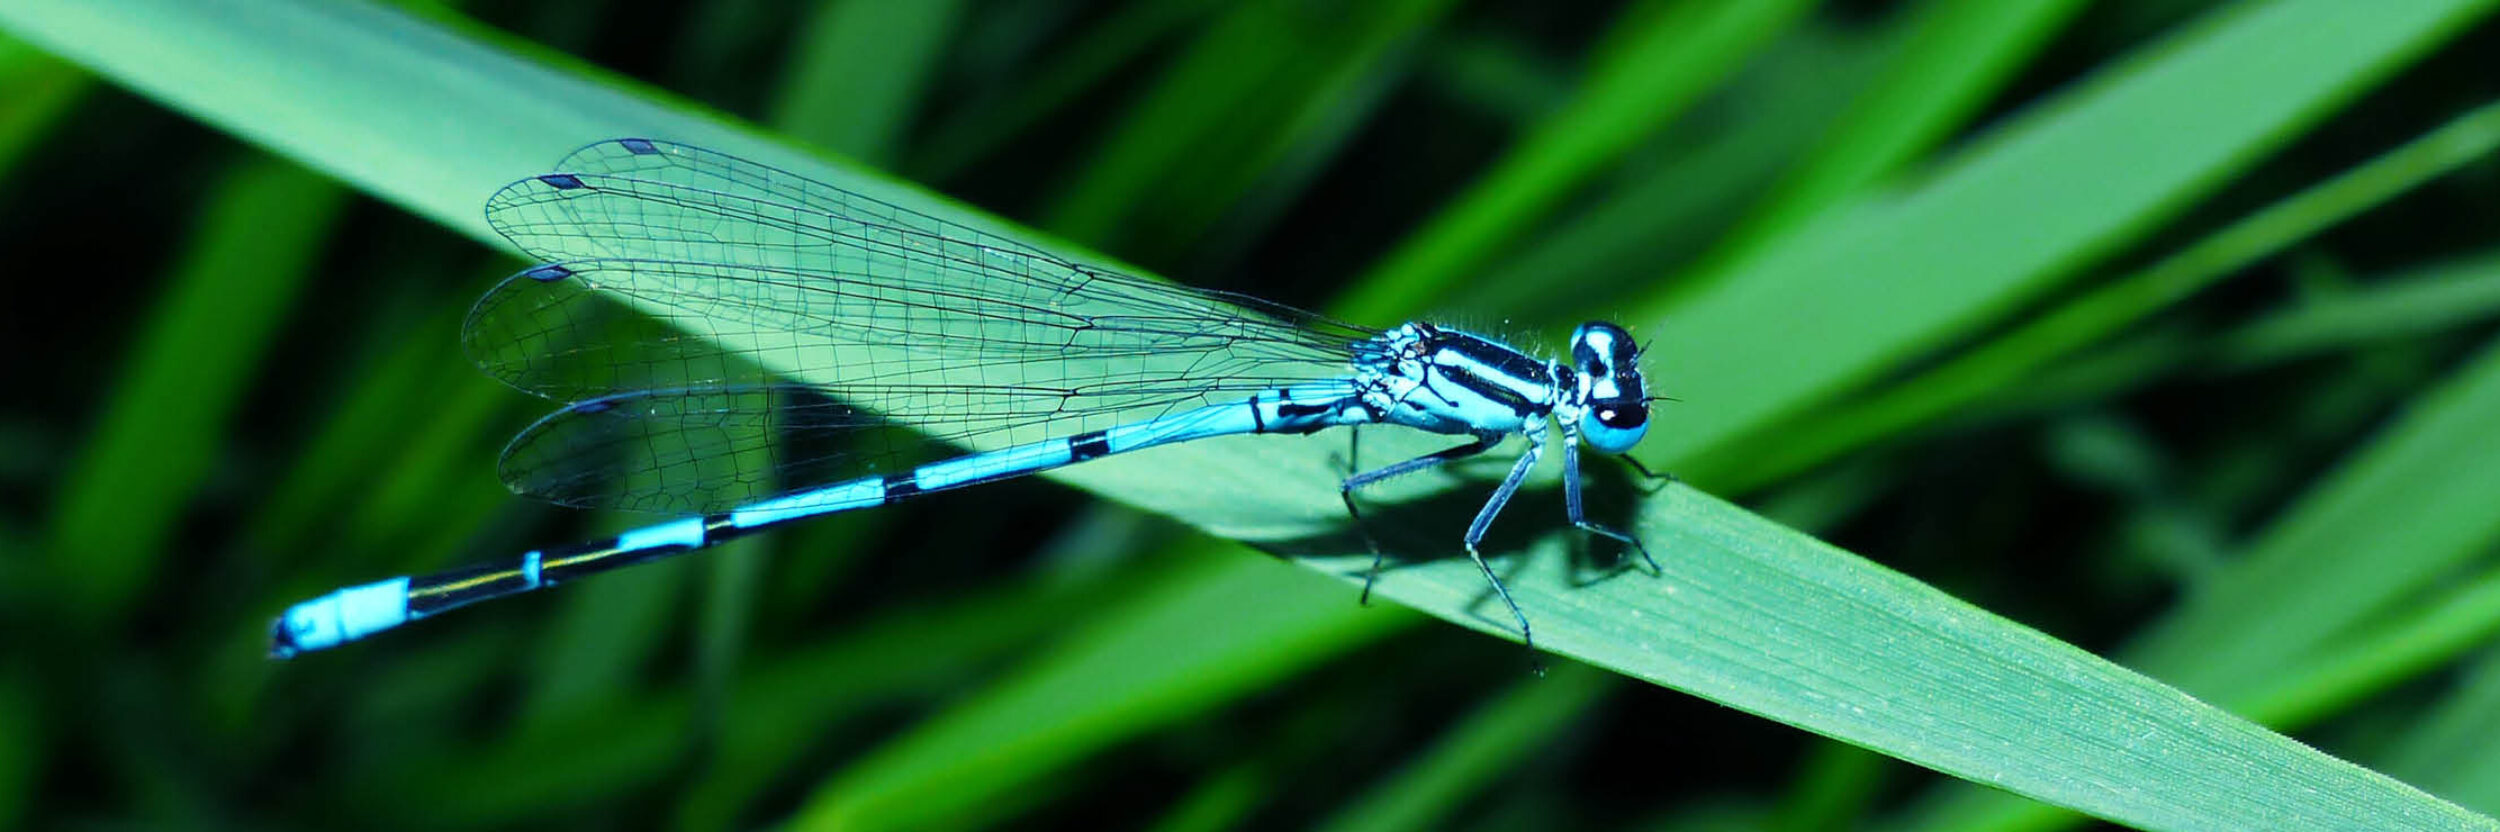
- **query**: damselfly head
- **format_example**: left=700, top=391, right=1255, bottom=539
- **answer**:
left=1570, top=321, right=1648, bottom=454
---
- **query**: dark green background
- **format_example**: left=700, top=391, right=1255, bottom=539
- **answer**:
left=5, top=0, right=2500, bottom=829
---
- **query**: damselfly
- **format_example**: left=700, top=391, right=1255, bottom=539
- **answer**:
left=270, top=138, right=1657, bottom=658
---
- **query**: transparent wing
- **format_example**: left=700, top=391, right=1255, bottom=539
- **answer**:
left=471, top=139, right=1377, bottom=512
left=551, top=138, right=1063, bottom=263
left=500, top=386, right=841, bottom=512
left=497, top=384, right=1173, bottom=512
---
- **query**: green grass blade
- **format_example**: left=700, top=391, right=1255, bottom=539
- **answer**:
left=2218, top=249, right=2500, bottom=368
left=333, top=355, right=517, bottom=564
left=2130, top=333, right=2500, bottom=696
left=1687, top=98, right=2500, bottom=491
left=1332, top=0, right=1813, bottom=321
left=2235, top=562, right=2500, bottom=728
left=1412, top=28, right=1568, bottom=124
left=1846, top=247, right=2500, bottom=455
left=1444, top=26, right=1891, bottom=322
left=230, top=301, right=465, bottom=561
left=786, top=546, right=1416, bottom=832
left=1771, top=742, right=1891, bottom=832
left=2383, top=649, right=2500, bottom=814
left=209, top=292, right=488, bottom=727
left=1633, top=0, right=2499, bottom=473
left=766, top=0, right=966, bottom=163
left=0, top=0, right=890, bottom=247
left=361, top=568, right=1124, bottom=828
left=43, top=158, right=345, bottom=624
left=1711, top=0, right=2086, bottom=259
left=1905, top=334, right=2500, bottom=832
left=670, top=568, right=1156, bottom=832
left=1147, top=0, right=1458, bottom=268
left=1317, top=662, right=1614, bottom=832
left=0, top=32, right=88, bottom=177
left=909, top=0, right=1226, bottom=180
left=512, top=546, right=688, bottom=735
left=1340, top=485, right=2483, bottom=831
left=1143, top=765, right=1265, bottom=832
left=1042, top=0, right=1456, bottom=258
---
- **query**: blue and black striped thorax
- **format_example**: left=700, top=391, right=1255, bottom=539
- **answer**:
left=1354, top=322, right=1573, bottom=437
left=1346, top=320, right=1651, bottom=452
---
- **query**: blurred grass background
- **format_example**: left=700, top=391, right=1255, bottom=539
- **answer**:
left=5, top=0, right=2500, bottom=829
